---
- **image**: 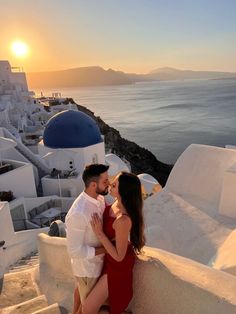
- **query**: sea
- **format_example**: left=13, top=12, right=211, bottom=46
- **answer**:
left=35, top=78, right=236, bottom=164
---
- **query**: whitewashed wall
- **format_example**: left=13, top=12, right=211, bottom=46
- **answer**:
left=0, top=160, right=37, bottom=197
left=38, top=234, right=236, bottom=314
left=10, top=72, right=28, bottom=92
left=41, top=175, right=84, bottom=197
left=0, top=202, right=48, bottom=276
left=166, top=144, right=236, bottom=212
left=219, top=162, right=236, bottom=218
left=213, top=229, right=236, bottom=276
left=40, top=142, right=105, bottom=172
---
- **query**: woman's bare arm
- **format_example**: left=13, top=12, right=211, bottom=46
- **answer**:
left=91, top=214, right=131, bottom=262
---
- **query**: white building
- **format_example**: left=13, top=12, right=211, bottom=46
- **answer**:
left=0, top=60, right=49, bottom=143
left=0, top=60, right=29, bottom=94
left=40, top=109, right=106, bottom=196
left=0, top=159, right=37, bottom=198
left=144, top=144, right=236, bottom=269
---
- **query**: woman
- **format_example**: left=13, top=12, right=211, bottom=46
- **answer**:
left=82, top=172, right=145, bottom=314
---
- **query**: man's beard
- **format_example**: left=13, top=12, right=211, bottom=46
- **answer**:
left=96, top=187, right=109, bottom=196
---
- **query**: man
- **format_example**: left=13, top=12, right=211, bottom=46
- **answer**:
left=65, top=164, right=110, bottom=314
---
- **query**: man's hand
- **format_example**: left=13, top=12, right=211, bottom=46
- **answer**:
left=95, top=246, right=106, bottom=255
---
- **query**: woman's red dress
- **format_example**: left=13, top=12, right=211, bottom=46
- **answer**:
left=102, top=205, right=135, bottom=314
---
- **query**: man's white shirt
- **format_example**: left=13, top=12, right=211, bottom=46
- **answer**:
left=65, top=191, right=105, bottom=278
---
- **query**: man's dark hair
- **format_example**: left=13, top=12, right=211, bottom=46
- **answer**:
left=82, top=164, right=109, bottom=188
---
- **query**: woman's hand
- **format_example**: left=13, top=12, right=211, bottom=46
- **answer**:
left=90, top=213, right=104, bottom=239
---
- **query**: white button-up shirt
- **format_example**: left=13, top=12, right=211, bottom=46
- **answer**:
left=65, top=191, right=105, bottom=278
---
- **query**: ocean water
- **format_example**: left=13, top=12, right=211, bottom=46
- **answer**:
left=35, top=79, right=236, bottom=164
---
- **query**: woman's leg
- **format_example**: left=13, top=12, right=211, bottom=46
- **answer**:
left=72, top=287, right=81, bottom=314
left=82, top=274, right=109, bottom=314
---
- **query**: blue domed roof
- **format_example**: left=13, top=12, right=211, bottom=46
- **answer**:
left=43, top=110, right=103, bottom=149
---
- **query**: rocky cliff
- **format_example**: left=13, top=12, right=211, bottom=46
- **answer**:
left=63, top=98, right=173, bottom=186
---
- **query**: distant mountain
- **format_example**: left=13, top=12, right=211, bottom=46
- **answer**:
left=144, top=67, right=236, bottom=80
left=26, top=66, right=236, bottom=88
left=26, top=66, right=133, bottom=88
left=149, top=67, right=181, bottom=74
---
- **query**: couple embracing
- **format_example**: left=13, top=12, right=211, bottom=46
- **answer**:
left=65, top=164, right=145, bottom=314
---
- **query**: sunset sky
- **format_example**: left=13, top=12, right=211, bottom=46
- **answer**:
left=1, top=0, right=236, bottom=73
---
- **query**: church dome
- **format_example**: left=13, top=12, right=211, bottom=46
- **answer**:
left=43, top=110, right=103, bottom=149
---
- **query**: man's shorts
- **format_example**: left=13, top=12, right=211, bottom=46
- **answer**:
left=76, top=276, right=98, bottom=303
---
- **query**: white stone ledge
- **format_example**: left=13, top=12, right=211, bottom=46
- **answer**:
left=37, top=234, right=236, bottom=314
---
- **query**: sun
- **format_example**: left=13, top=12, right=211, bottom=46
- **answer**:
left=11, top=41, right=29, bottom=58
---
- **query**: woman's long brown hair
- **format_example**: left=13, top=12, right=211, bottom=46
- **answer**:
left=118, top=172, right=145, bottom=253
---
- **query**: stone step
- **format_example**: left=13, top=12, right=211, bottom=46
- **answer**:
left=1, top=295, right=48, bottom=314
left=17, top=252, right=39, bottom=260
left=8, top=253, right=39, bottom=272
left=29, top=256, right=39, bottom=260
left=0, top=269, right=40, bottom=308
left=12, top=258, right=37, bottom=263
left=8, top=265, right=38, bottom=273
left=27, top=260, right=39, bottom=265
left=8, top=263, right=39, bottom=272
left=23, top=256, right=39, bottom=261
left=31, top=303, right=62, bottom=314
left=14, top=258, right=39, bottom=265
left=8, top=264, right=38, bottom=272
left=10, top=259, right=39, bottom=266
